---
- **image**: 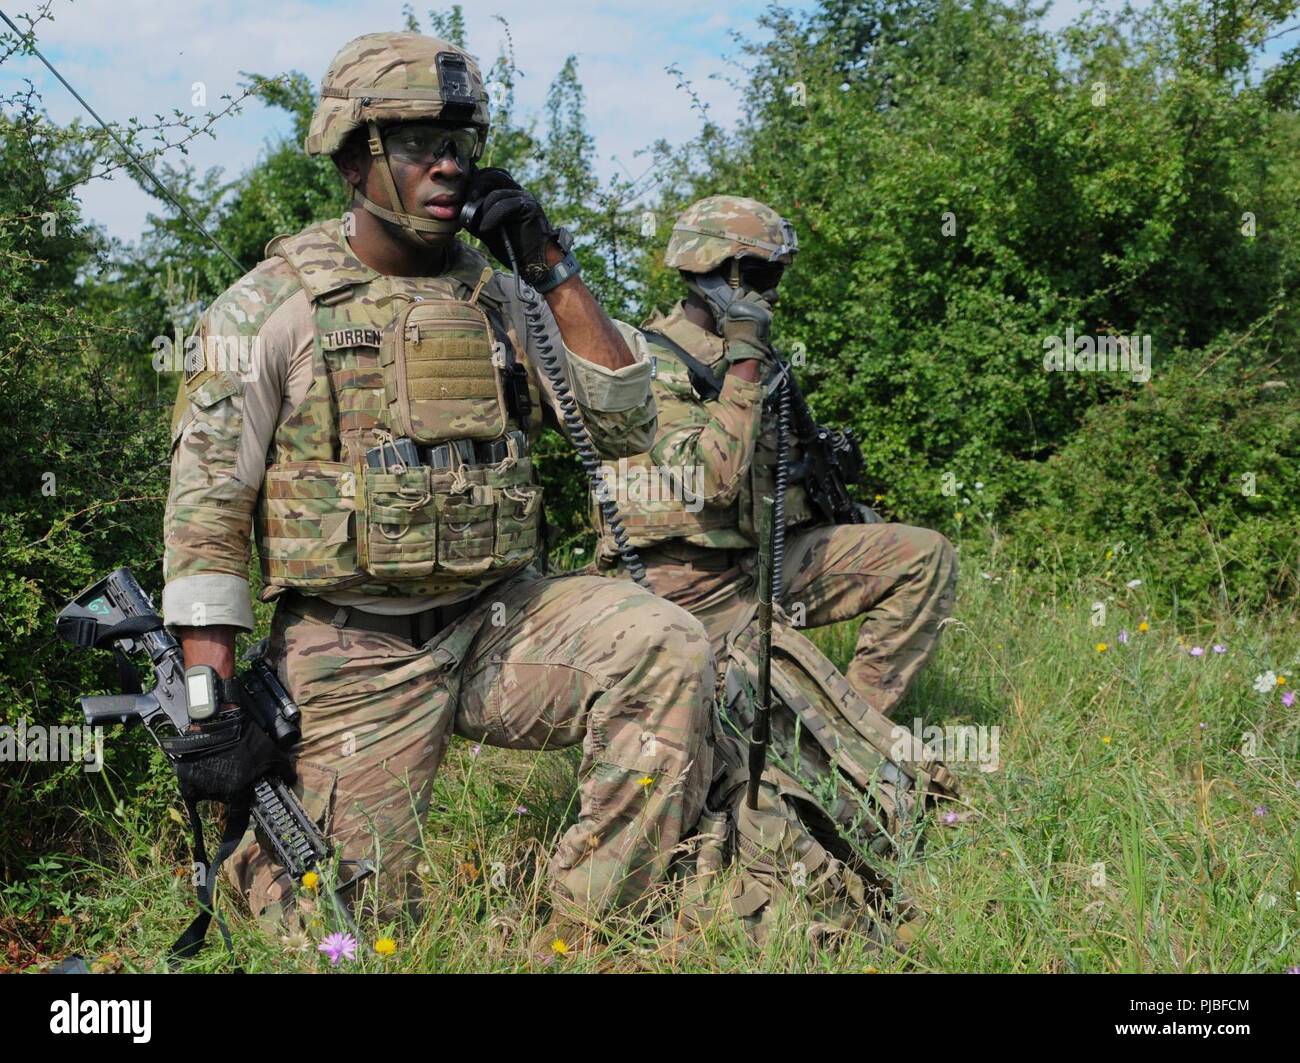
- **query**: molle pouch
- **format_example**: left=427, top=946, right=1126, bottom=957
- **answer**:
left=357, top=463, right=441, bottom=580
left=434, top=481, right=496, bottom=575
left=481, top=456, right=542, bottom=566
left=380, top=297, right=509, bottom=444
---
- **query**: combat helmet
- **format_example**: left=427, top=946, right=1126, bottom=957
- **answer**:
left=664, top=195, right=798, bottom=273
left=306, top=31, right=490, bottom=238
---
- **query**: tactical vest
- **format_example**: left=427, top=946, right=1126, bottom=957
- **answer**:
left=252, top=220, right=544, bottom=600
left=594, top=306, right=815, bottom=554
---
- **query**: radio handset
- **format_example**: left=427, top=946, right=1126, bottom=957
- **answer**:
left=458, top=198, right=648, bottom=586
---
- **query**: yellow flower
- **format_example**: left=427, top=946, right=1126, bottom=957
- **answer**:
left=954, top=511, right=963, bottom=522
left=551, top=937, right=570, bottom=955
left=863, top=965, right=879, bottom=973
left=1106, top=550, right=1114, bottom=560
left=1104, top=570, right=1112, bottom=579
left=301, top=871, right=320, bottom=892
left=374, top=937, right=397, bottom=957
left=1095, top=642, right=1108, bottom=653
left=1278, top=676, right=1288, bottom=686
left=874, top=494, right=884, bottom=503
left=1101, top=735, right=1112, bottom=746
left=1138, top=621, right=1149, bottom=633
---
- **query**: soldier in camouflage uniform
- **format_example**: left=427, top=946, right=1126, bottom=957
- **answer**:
left=594, top=196, right=956, bottom=720
left=164, top=32, right=716, bottom=958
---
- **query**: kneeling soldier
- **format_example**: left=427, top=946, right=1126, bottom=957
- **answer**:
left=163, top=32, right=716, bottom=955
left=594, top=195, right=956, bottom=719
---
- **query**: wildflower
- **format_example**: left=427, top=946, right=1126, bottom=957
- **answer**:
left=1138, top=621, right=1150, bottom=633
left=1213, top=644, right=1227, bottom=654
left=874, top=493, right=885, bottom=503
left=1106, top=550, right=1114, bottom=561
left=374, top=937, right=397, bottom=957
left=863, top=965, right=879, bottom=973
left=318, top=932, right=357, bottom=966
left=469, top=743, right=481, bottom=757
left=1254, top=671, right=1278, bottom=694
left=1283, top=691, right=1295, bottom=708
left=1189, top=647, right=1205, bottom=657
left=1118, top=629, right=1129, bottom=644
left=1198, top=722, right=1207, bottom=730
left=638, top=775, right=654, bottom=788
left=1095, top=642, right=1108, bottom=653
left=1126, top=579, right=1141, bottom=589
left=1254, top=805, right=1268, bottom=818
left=1101, top=735, right=1112, bottom=746
left=975, top=481, right=984, bottom=491
left=942, top=811, right=959, bottom=825
left=573, top=547, right=585, bottom=556
left=514, top=805, right=528, bottom=815
left=301, top=871, right=319, bottom=892
left=280, top=931, right=312, bottom=954
left=551, top=937, right=570, bottom=956
left=954, top=511, right=963, bottom=522
left=1279, top=676, right=1288, bottom=686
left=1287, top=966, right=1300, bottom=974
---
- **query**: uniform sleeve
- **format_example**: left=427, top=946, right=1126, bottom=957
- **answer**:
left=504, top=286, right=658, bottom=457
left=647, top=361, right=765, bottom=507
left=161, top=296, right=289, bottom=631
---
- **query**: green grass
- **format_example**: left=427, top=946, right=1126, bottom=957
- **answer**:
left=7, top=559, right=1299, bottom=973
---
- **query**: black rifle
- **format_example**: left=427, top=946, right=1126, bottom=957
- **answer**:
left=56, top=567, right=372, bottom=961
left=772, top=359, right=867, bottom=527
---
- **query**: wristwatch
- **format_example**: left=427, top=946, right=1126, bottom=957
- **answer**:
left=184, top=664, right=243, bottom=721
left=532, top=227, right=581, bottom=294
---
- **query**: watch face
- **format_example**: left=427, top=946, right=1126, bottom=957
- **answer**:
left=185, top=667, right=217, bottom=719
left=186, top=671, right=211, bottom=706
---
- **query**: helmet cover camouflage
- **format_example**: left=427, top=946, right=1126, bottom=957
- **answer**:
left=664, top=195, right=798, bottom=273
left=305, top=31, right=490, bottom=159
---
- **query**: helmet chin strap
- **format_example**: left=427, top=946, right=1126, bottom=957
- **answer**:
left=357, top=120, right=460, bottom=239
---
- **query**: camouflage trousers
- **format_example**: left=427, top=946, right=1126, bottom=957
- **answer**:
left=635, top=523, right=956, bottom=719
left=225, top=571, right=716, bottom=927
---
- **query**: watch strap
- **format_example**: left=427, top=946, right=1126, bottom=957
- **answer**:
left=216, top=675, right=245, bottom=708
left=532, top=249, right=581, bottom=294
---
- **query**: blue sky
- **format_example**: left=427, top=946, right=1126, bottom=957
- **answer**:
left=8, top=0, right=1284, bottom=244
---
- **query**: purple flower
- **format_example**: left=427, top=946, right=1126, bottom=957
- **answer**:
left=514, top=804, right=528, bottom=815
left=1189, top=646, right=1205, bottom=657
left=470, top=744, right=482, bottom=757
left=318, top=932, right=357, bottom=966
left=1198, top=722, right=1207, bottom=730
left=1118, top=629, right=1130, bottom=645
left=1212, top=644, right=1227, bottom=654
left=943, top=811, right=959, bottom=825
left=1287, top=966, right=1300, bottom=974
left=1283, top=691, right=1296, bottom=708
left=1253, top=805, right=1268, bottom=817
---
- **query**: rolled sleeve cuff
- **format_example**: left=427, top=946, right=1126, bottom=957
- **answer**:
left=162, top=573, right=255, bottom=631
left=721, top=372, right=765, bottom=406
left=564, top=321, right=653, bottom=413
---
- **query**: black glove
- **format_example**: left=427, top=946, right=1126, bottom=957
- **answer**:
left=722, top=290, right=775, bottom=367
left=462, top=167, right=558, bottom=286
left=162, top=711, right=294, bottom=808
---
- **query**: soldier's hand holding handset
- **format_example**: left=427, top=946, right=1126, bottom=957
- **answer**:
left=722, top=290, right=776, bottom=366
left=461, top=166, right=570, bottom=289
